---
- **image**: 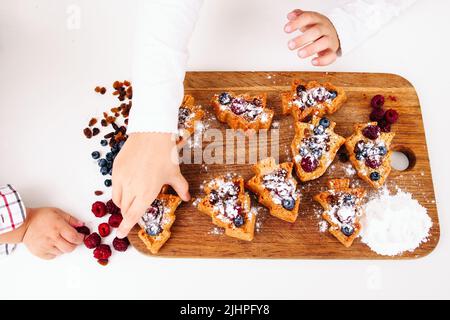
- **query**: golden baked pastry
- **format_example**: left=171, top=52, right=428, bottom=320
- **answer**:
left=177, top=95, right=205, bottom=145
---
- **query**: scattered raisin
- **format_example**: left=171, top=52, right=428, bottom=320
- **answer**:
left=88, top=118, right=97, bottom=127
left=104, top=132, right=115, bottom=139
left=95, top=190, right=104, bottom=196
left=92, top=128, right=100, bottom=136
left=124, top=80, right=131, bottom=87
left=101, top=119, right=108, bottom=127
left=100, top=87, right=106, bottom=95
left=83, top=128, right=93, bottom=139
left=95, top=86, right=101, bottom=93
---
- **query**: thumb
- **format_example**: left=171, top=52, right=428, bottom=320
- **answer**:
left=169, top=173, right=191, bottom=202
left=60, top=211, right=84, bottom=228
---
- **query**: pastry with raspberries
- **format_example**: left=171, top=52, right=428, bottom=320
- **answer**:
left=197, top=175, right=255, bottom=241
left=137, top=192, right=182, bottom=255
left=313, top=179, right=366, bottom=248
left=210, top=92, right=274, bottom=132
left=345, top=122, right=395, bottom=188
left=177, top=94, right=205, bottom=145
left=281, top=79, right=346, bottom=122
left=246, top=157, right=300, bottom=223
left=291, top=116, right=346, bottom=181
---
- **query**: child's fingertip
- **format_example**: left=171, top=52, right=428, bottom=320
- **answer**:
left=284, top=24, right=291, bottom=33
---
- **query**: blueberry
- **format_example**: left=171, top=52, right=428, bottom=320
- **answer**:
left=370, top=172, right=381, bottom=181
left=282, top=197, right=295, bottom=211
left=341, top=225, right=354, bottom=236
left=218, top=92, right=232, bottom=105
left=378, top=146, right=387, bottom=156
left=233, top=215, right=245, bottom=228
left=104, top=179, right=112, bottom=187
left=355, top=152, right=365, bottom=161
left=100, top=140, right=108, bottom=147
left=296, top=85, right=307, bottom=96
left=100, top=166, right=109, bottom=176
left=91, top=151, right=100, bottom=160
left=106, top=152, right=114, bottom=161
left=146, top=225, right=162, bottom=236
left=313, top=126, right=325, bottom=135
left=106, top=160, right=113, bottom=169
left=319, top=118, right=330, bottom=128
left=328, top=90, right=338, bottom=100
left=109, top=169, right=113, bottom=175
left=343, top=195, right=355, bottom=206
left=112, top=144, right=119, bottom=153
left=98, top=159, right=107, bottom=167
left=118, top=140, right=125, bottom=148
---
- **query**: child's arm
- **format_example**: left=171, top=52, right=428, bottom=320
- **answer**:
left=114, top=0, right=203, bottom=238
left=285, top=0, right=417, bottom=66
left=0, top=185, right=85, bottom=259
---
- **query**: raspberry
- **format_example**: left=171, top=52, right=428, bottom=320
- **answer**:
left=365, top=157, right=382, bottom=169
left=109, top=213, right=123, bottom=228
left=75, top=226, right=90, bottom=236
left=384, top=109, right=399, bottom=124
left=93, top=244, right=112, bottom=260
left=371, top=95, right=385, bottom=109
left=84, top=232, right=101, bottom=249
left=362, top=125, right=380, bottom=140
left=378, top=119, right=392, bottom=133
left=113, top=237, right=130, bottom=252
left=300, top=156, right=318, bottom=173
left=98, top=223, right=111, bottom=237
left=106, top=199, right=121, bottom=215
left=369, top=108, right=385, bottom=121
left=97, top=259, right=109, bottom=266
left=91, top=201, right=107, bottom=218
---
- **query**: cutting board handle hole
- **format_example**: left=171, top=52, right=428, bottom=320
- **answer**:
left=391, top=146, right=416, bottom=171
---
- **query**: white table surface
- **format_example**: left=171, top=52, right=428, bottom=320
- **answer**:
left=1, top=0, right=449, bottom=300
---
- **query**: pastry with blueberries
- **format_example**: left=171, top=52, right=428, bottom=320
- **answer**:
left=177, top=95, right=205, bottom=145
left=197, top=175, right=255, bottom=241
left=313, top=179, right=366, bottom=248
left=210, top=92, right=274, bottom=131
left=137, top=188, right=182, bottom=254
left=291, top=116, right=346, bottom=181
left=345, top=122, right=395, bottom=188
left=281, top=79, right=346, bottom=122
left=246, top=157, right=300, bottom=223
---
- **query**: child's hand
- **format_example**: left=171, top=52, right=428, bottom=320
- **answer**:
left=284, top=9, right=340, bottom=66
left=22, top=208, right=85, bottom=260
left=112, top=132, right=190, bottom=239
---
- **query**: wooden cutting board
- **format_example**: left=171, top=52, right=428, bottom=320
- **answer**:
left=128, top=71, right=440, bottom=259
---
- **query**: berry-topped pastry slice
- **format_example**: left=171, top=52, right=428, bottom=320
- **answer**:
left=247, top=157, right=300, bottom=223
left=177, top=95, right=205, bottom=145
left=291, top=116, right=346, bottom=181
left=137, top=188, right=182, bottom=254
left=313, top=179, right=366, bottom=248
left=281, top=79, right=346, bottom=122
left=211, top=92, right=274, bottom=131
left=197, top=175, right=255, bottom=241
left=345, top=122, right=395, bottom=188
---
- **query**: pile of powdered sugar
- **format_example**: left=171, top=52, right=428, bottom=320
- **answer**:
left=360, top=188, right=432, bottom=256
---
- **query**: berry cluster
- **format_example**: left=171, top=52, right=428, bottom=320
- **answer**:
left=369, top=95, right=399, bottom=132
left=298, top=118, right=331, bottom=173
left=77, top=199, right=129, bottom=266
left=218, top=92, right=264, bottom=121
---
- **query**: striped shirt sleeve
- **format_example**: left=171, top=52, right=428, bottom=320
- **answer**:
left=0, top=185, right=26, bottom=257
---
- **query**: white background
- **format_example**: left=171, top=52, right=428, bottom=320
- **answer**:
left=1, top=0, right=449, bottom=299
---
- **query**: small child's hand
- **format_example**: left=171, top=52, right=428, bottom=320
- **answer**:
left=112, top=132, right=190, bottom=239
left=22, top=208, right=85, bottom=260
left=284, top=9, right=340, bottom=66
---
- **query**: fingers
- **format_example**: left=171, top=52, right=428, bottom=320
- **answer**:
left=169, top=173, right=191, bottom=202
left=117, top=197, right=153, bottom=239
left=60, top=224, right=84, bottom=245
left=287, top=9, right=303, bottom=21
left=288, top=26, right=322, bottom=51
left=112, top=183, right=122, bottom=209
left=55, top=235, right=76, bottom=254
left=120, top=193, right=136, bottom=217
left=312, top=49, right=338, bottom=66
left=60, top=210, right=84, bottom=228
left=284, top=11, right=320, bottom=33
left=298, top=36, right=331, bottom=59
left=48, top=246, right=63, bottom=257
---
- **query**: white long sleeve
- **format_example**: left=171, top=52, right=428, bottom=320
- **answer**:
left=128, top=0, right=204, bottom=134
left=326, top=0, right=417, bottom=55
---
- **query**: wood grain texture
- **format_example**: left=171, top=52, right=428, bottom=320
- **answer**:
left=128, top=72, right=440, bottom=259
